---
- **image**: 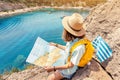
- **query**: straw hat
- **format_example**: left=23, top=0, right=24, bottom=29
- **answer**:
left=62, top=13, right=86, bottom=36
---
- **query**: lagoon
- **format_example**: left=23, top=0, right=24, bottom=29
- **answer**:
left=0, top=8, right=89, bottom=73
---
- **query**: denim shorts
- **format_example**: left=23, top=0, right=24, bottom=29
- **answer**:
left=59, top=70, right=75, bottom=79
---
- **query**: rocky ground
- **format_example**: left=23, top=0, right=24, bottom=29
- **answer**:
left=2, top=60, right=113, bottom=80
left=85, top=0, right=120, bottom=79
left=0, top=1, right=43, bottom=18
left=0, top=1, right=26, bottom=12
left=1, top=0, right=120, bottom=80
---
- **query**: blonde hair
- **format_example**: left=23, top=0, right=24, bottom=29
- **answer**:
left=62, top=29, right=85, bottom=42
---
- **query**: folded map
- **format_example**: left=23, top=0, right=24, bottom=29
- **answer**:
left=26, top=37, right=66, bottom=67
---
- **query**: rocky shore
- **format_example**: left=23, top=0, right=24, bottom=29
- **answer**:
left=0, top=1, right=91, bottom=18
left=84, top=0, right=120, bottom=79
left=1, top=0, right=120, bottom=80
left=0, top=6, right=90, bottom=18
left=0, top=6, right=42, bottom=17
left=0, top=1, right=42, bottom=17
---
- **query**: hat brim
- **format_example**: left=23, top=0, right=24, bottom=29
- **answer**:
left=62, top=16, right=86, bottom=37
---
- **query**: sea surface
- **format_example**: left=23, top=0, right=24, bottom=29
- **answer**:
left=0, top=8, right=89, bottom=73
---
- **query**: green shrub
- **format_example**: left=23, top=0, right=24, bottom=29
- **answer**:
left=25, top=64, right=34, bottom=69
left=3, top=70, right=10, bottom=75
left=1, top=0, right=107, bottom=7
left=11, top=67, right=20, bottom=73
left=81, top=0, right=107, bottom=7
left=0, top=75, right=3, bottom=80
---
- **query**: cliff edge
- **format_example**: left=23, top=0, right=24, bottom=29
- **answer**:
left=85, top=0, right=120, bottom=80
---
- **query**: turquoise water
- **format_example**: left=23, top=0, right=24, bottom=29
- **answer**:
left=0, top=8, right=89, bottom=73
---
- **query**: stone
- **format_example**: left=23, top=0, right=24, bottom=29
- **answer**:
left=72, top=60, right=112, bottom=80
left=84, top=0, right=120, bottom=80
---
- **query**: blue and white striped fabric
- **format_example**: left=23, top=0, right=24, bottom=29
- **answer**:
left=92, top=36, right=112, bottom=62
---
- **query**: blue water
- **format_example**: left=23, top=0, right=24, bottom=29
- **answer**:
left=0, top=8, right=89, bottom=73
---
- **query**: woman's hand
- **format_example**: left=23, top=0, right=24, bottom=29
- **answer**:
left=49, top=42, right=66, bottom=50
left=44, top=66, right=54, bottom=72
left=49, top=42, right=57, bottom=46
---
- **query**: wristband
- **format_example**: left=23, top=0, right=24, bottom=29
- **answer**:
left=55, top=44, right=58, bottom=47
left=54, top=66, right=56, bottom=71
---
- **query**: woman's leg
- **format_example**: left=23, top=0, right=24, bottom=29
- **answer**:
left=47, top=70, right=63, bottom=80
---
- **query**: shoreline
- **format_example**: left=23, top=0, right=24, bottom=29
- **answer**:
left=0, top=6, right=42, bottom=18
left=0, top=6, right=91, bottom=18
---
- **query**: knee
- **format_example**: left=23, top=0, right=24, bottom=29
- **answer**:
left=47, top=71, right=63, bottom=80
left=47, top=74, right=56, bottom=80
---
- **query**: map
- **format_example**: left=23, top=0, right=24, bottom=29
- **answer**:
left=26, top=37, right=66, bottom=67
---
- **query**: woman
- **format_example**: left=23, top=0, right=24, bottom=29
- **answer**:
left=44, top=13, right=86, bottom=80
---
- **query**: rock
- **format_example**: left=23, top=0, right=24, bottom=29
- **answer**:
left=2, top=60, right=112, bottom=80
left=84, top=0, right=120, bottom=80
left=72, top=60, right=112, bottom=80
left=2, top=66, right=50, bottom=80
left=0, top=1, right=26, bottom=12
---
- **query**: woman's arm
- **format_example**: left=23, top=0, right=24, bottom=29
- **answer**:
left=50, top=42, right=66, bottom=50
left=55, top=62, right=74, bottom=70
left=44, top=62, right=74, bottom=72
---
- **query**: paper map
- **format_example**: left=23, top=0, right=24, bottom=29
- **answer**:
left=26, top=37, right=66, bottom=67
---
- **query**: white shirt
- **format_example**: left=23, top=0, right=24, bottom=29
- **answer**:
left=61, top=38, right=85, bottom=75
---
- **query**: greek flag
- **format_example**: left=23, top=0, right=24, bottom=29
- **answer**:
left=92, top=36, right=112, bottom=62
